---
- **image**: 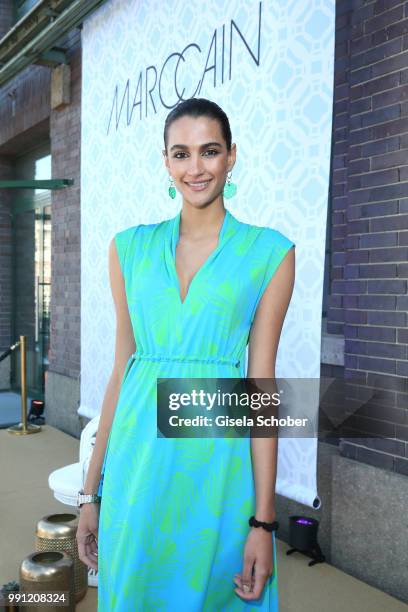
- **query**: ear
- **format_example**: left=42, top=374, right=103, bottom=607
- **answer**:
left=163, top=150, right=169, bottom=171
left=227, top=143, right=237, bottom=172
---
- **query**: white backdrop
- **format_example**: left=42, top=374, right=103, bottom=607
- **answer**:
left=79, top=0, right=335, bottom=509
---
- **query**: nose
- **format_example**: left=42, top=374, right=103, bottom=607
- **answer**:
left=186, top=154, right=205, bottom=177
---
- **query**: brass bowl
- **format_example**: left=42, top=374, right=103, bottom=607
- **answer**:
left=35, top=513, right=87, bottom=602
left=20, top=550, right=74, bottom=611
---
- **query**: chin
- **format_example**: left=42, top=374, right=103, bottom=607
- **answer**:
left=182, top=191, right=223, bottom=209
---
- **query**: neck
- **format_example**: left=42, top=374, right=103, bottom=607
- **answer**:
left=179, top=202, right=226, bottom=240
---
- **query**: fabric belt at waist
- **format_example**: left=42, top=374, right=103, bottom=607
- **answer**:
left=131, top=352, right=240, bottom=368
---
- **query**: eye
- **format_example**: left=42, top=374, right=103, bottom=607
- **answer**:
left=173, top=151, right=187, bottom=159
left=203, top=149, right=218, bottom=156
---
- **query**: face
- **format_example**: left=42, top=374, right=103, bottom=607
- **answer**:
left=163, top=115, right=236, bottom=209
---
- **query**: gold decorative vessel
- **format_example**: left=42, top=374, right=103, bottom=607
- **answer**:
left=20, top=551, right=74, bottom=611
left=35, top=513, right=87, bottom=602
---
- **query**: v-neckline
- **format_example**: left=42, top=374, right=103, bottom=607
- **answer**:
left=170, top=208, right=231, bottom=306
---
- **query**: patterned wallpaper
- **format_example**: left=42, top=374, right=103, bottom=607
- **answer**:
left=80, top=0, right=335, bottom=507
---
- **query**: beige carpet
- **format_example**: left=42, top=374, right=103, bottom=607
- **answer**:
left=1, top=425, right=406, bottom=611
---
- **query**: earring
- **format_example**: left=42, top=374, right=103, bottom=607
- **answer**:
left=223, top=171, right=237, bottom=199
left=168, top=176, right=176, bottom=199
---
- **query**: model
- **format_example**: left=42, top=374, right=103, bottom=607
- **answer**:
left=77, top=97, right=296, bottom=611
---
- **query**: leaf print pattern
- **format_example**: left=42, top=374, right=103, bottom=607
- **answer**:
left=97, top=208, right=295, bottom=610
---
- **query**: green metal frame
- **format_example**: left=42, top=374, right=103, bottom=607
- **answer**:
left=0, top=179, right=73, bottom=189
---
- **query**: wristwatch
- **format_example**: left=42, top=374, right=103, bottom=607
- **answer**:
left=77, top=489, right=101, bottom=508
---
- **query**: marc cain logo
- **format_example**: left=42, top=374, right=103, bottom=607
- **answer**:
left=106, top=2, right=263, bottom=134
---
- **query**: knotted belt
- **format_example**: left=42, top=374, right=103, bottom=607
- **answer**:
left=131, top=352, right=240, bottom=369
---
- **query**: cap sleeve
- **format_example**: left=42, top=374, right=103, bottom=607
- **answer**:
left=251, top=228, right=295, bottom=322
left=114, top=226, right=137, bottom=277
left=260, top=229, right=295, bottom=295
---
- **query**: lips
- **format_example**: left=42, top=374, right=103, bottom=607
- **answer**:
left=185, top=180, right=212, bottom=191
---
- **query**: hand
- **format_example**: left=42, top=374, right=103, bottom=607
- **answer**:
left=76, top=504, right=100, bottom=571
left=233, top=527, right=274, bottom=601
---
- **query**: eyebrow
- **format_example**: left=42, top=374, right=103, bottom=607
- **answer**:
left=169, top=141, right=223, bottom=152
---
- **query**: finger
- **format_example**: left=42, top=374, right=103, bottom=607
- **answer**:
left=234, top=585, right=254, bottom=601
left=234, top=563, right=272, bottom=602
left=233, top=574, right=242, bottom=589
left=241, top=557, right=254, bottom=593
left=88, top=536, right=98, bottom=555
left=84, top=534, right=95, bottom=551
left=250, top=563, right=270, bottom=600
left=234, top=565, right=254, bottom=600
left=233, top=572, right=250, bottom=599
left=83, top=548, right=98, bottom=570
left=84, top=537, right=98, bottom=569
left=78, top=534, right=97, bottom=570
left=77, top=537, right=89, bottom=564
left=80, top=548, right=97, bottom=570
left=86, top=558, right=97, bottom=570
left=86, top=543, right=98, bottom=562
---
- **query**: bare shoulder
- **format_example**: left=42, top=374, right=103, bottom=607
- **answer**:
left=248, top=238, right=295, bottom=376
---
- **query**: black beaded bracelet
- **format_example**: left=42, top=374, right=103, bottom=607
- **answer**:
left=249, top=515, right=279, bottom=533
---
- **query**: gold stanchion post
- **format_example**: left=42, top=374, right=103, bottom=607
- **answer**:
left=8, top=335, right=41, bottom=435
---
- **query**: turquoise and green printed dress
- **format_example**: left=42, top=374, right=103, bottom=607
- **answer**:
left=97, top=207, right=295, bottom=611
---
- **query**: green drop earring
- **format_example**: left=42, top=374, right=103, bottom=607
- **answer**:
left=223, top=171, right=237, bottom=199
left=168, top=176, right=176, bottom=199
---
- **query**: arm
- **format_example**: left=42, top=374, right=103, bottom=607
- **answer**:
left=82, top=236, right=137, bottom=497
left=77, top=235, right=136, bottom=570
left=234, top=244, right=295, bottom=600
left=247, top=244, right=295, bottom=521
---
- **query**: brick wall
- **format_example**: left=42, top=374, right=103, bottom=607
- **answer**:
left=0, top=6, right=82, bottom=430
left=49, top=28, right=82, bottom=382
left=328, top=0, right=408, bottom=476
left=0, top=6, right=51, bottom=144
left=0, top=157, right=12, bottom=388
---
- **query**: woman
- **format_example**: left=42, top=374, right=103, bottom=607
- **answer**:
left=77, top=97, right=295, bottom=610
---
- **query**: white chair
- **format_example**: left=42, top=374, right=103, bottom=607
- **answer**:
left=48, top=414, right=100, bottom=587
